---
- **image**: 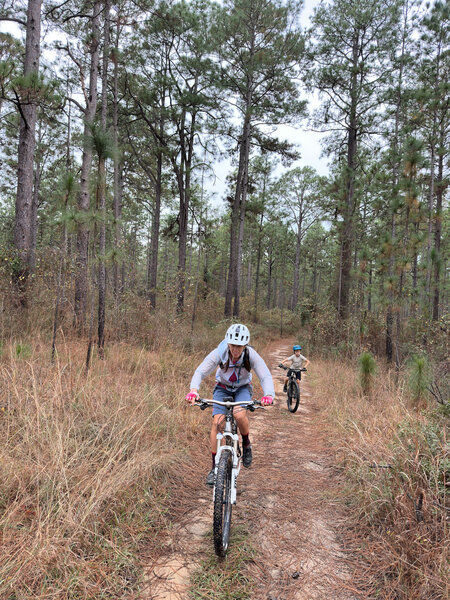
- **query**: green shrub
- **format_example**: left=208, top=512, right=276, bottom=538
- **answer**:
left=408, top=355, right=430, bottom=406
left=358, top=351, right=377, bottom=396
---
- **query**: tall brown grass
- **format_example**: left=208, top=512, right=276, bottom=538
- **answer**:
left=313, top=359, right=448, bottom=600
left=0, top=306, right=224, bottom=599
left=0, top=299, right=279, bottom=599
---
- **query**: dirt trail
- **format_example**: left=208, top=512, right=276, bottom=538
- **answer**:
left=144, top=340, right=361, bottom=599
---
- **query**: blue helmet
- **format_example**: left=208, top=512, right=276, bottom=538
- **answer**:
left=293, top=345, right=302, bottom=351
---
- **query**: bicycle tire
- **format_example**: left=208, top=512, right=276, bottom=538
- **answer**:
left=287, top=379, right=300, bottom=413
left=213, top=449, right=233, bottom=557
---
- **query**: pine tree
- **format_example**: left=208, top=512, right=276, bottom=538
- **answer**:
left=12, top=0, right=43, bottom=305
left=73, top=1, right=101, bottom=333
left=276, top=166, right=322, bottom=310
left=307, top=0, right=402, bottom=319
left=218, top=0, right=305, bottom=317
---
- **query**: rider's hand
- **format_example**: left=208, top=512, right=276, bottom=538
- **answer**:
left=185, top=390, right=199, bottom=404
left=260, top=395, right=273, bottom=406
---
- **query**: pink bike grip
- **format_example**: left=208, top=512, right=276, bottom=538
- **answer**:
left=260, top=396, right=273, bottom=406
left=185, top=392, right=199, bottom=402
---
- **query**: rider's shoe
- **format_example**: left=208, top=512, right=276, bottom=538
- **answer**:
left=283, top=383, right=287, bottom=393
left=242, top=445, right=252, bottom=467
left=206, top=469, right=215, bottom=486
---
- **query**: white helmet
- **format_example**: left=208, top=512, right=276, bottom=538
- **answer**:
left=225, top=323, right=250, bottom=346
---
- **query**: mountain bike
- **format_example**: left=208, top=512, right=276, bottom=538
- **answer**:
left=193, top=397, right=265, bottom=557
left=278, top=365, right=306, bottom=413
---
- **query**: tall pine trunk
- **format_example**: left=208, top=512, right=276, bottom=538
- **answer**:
left=433, top=130, right=444, bottom=321
left=233, top=159, right=248, bottom=317
left=291, top=193, right=303, bottom=309
left=13, top=0, right=42, bottom=305
left=74, top=0, right=100, bottom=332
left=148, top=149, right=162, bottom=309
left=112, top=15, right=122, bottom=304
left=386, top=3, right=408, bottom=362
left=97, top=0, right=110, bottom=356
left=225, top=105, right=252, bottom=317
left=338, top=29, right=359, bottom=319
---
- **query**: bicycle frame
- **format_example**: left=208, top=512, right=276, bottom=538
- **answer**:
left=196, top=398, right=257, bottom=505
left=215, top=405, right=241, bottom=505
left=193, top=397, right=264, bottom=557
left=278, top=364, right=306, bottom=413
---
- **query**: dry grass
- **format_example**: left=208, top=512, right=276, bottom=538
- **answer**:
left=0, top=309, right=225, bottom=599
left=0, top=301, right=279, bottom=600
left=312, top=359, right=449, bottom=600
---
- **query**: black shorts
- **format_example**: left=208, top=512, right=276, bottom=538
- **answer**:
left=287, top=369, right=302, bottom=380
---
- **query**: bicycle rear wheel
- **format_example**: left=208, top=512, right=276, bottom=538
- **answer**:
left=213, top=449, right=233, bottom=557
left=287, top=379, right=300, bottom=413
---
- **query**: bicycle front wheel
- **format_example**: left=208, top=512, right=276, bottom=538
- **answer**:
left=287, top=379, right=300, bottom=413
left=213, top=449, right=233, bottom=557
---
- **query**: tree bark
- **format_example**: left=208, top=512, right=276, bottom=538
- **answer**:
left=29, top=151, right=40, bottom=273
left=386, top=4, right=408, bottom=361
left=253, top=212, right=264, bottom=319
left=291, top=191, right=304, bottom=309
left=233, top=156, right=248, bottom=317
left=112, top=13, right=122, bottom=304
left=337, top=27, right=361, bottom=320
left=338, top=41, right=358, bottom=318
left=148, top=147, right=162, bottom=309
left=97, top=0, right=110, bottom=356
left=225, top=105, right=252, bottom=317
left=13, top=0, right=42, bottom=305
left=432, top=129, right=444, bottom=321
left=267, top=251, right=274, bottom=310
left=175, top=79, right=197, bottom=313
left=74, top=0, right=101, bottom=332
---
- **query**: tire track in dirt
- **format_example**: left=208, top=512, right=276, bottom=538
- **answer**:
left=143, top=340, right=361, bottom=599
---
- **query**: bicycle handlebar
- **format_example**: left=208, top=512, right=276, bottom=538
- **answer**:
left=194, top=398, right=262, bottom=408
left=278, top=364, right=307, bottom=372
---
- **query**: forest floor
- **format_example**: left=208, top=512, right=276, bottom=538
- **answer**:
left=143, top=339, right=364, bottom=600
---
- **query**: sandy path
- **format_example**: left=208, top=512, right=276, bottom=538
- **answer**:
left=144, top=340, right=362, bottom=599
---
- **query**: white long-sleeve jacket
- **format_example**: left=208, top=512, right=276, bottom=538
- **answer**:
left=190, top=339, right=275, bottom=397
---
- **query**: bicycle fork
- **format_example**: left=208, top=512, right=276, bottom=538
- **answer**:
left=214, top=431, right=241, bottom=505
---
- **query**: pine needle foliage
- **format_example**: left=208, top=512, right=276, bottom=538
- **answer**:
left=408, top=354, right=431, bottom=406
left=358, top=351, right=377, bottom=396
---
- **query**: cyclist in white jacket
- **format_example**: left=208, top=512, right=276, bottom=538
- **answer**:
left=186, top=324, right=274, bottom=485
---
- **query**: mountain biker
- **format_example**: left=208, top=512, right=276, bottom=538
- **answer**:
left=186, top=324, right=275, bottom=486
left=280, top=345, right=310, bottom=392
